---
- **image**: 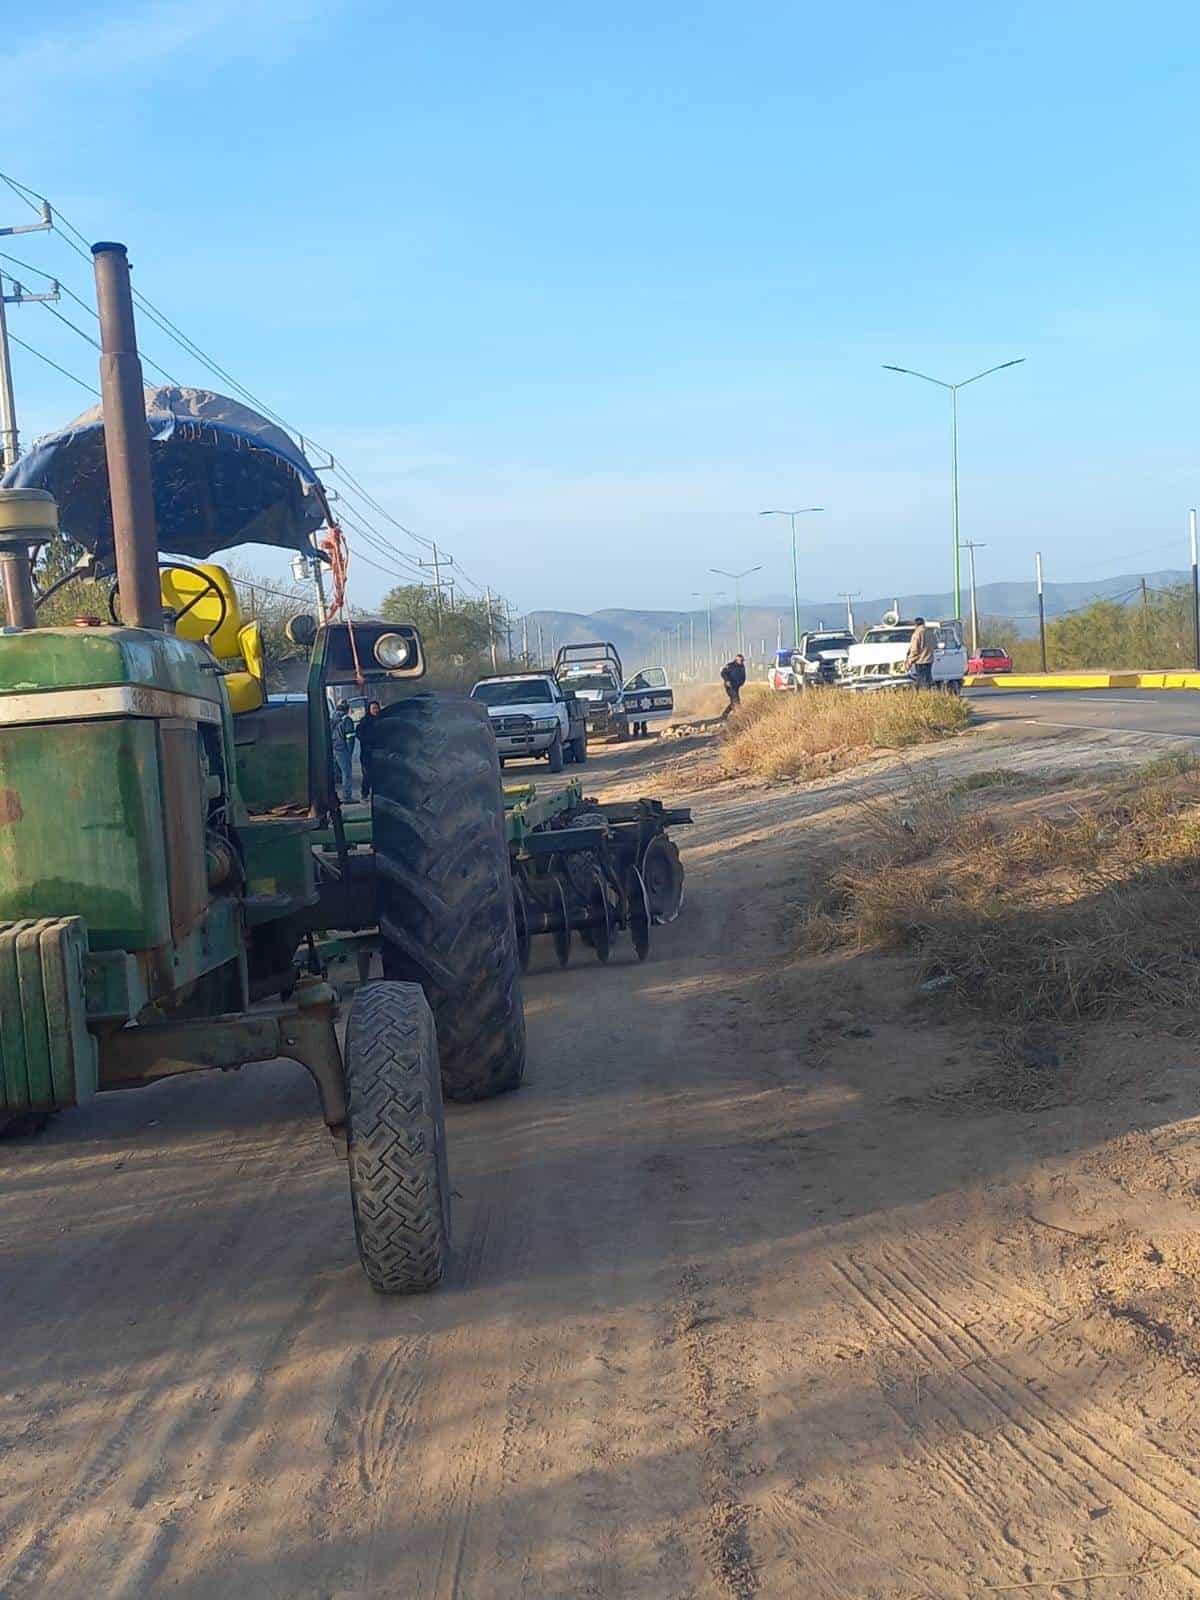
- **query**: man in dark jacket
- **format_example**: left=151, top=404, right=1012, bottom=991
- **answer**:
left=720, top=654, right=747, bottom=720
left=356, top=700, right=383, bottom=798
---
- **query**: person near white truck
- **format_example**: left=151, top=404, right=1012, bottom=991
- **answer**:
left=840, top=615, right=967, bottom=692
left=469, top=672, right=588, bottom=771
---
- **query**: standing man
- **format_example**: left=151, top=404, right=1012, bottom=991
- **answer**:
left=720, top=653, right=747, bottom=720
left=356, top=700, right=384, bottom=799
left=330, top=699, right=355, bottom=801
left=905, top=617, right=936, bottom=690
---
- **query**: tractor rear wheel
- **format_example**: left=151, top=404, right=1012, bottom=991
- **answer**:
left=372, top=692, right=527, bottom=1101
left=344, top=981, right=450, bottom=1293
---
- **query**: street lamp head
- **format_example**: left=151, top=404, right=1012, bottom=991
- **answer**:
left=882, top=363, right=951, bottom=389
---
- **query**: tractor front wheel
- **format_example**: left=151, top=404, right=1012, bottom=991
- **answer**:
left=372, top=692, right=527, bottom=1101
left=344, top=981, right=451, bottom=1293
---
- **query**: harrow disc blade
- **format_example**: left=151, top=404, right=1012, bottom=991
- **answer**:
left=513, top=879, right=532, bottom=973
left=589, top=868, right=612, bottom=963
left=551, top=875, right=571, bottom=968
left=625, top=864, right=651, bottom=961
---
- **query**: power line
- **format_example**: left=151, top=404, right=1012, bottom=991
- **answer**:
left=0, top=251, right=95, bottom=318
left=37, top=299, right=98, bottom=351
left=2, top=247, right=183, bottom=388
left=1, top=170, right=490, bottom=593
left=0, top=172, right=45, bottom=218
left=335, top=502, right=428, bottom=574
left=7, top=331, right=98, bottom=395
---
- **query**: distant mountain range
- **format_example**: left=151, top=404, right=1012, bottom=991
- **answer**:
left=522, top=571, right=1189, bottom=668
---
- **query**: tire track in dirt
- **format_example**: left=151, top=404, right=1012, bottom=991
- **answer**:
left=830, top=1248, right=1200, bottom=1587
left=672, top=1263, right=758, bottom=1599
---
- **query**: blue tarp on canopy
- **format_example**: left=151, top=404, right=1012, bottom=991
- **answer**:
left=1, top=386, right=326, bottom=562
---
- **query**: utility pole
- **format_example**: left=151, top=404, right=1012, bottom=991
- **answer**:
left=837, top=590, right=861, bottom=634
left=1190, top=510, right=1199, bottom=672
left=689, top=614, right=695, bottom=676
left=485, top=585, right=499, bottom=672
left=536, top=619, right=544, bottom=665
left=1035, top=551, right=1047, bottom=673
left=522, top=613, right=529, bottom=666
left=0, top=204, right=56, bottom=468
left=0, top=271, right=62, bottom=471
left=1139, top=575, right=1151, bottom=665
left=960, top=540, right=985, bottom=654
left=416, top=542, right=450, bottom=624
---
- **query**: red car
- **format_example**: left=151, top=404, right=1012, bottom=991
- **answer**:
left=967, top=646, right=1013, bottom=675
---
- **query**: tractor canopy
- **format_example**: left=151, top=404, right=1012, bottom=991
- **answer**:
left=1, top=385, right=325, bottom=564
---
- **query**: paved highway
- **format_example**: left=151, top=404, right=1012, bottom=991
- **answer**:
left=968, top=685, right=1200, bottom=740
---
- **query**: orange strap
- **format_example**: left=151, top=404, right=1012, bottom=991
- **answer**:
left=319, top=524, right=364, bottom=688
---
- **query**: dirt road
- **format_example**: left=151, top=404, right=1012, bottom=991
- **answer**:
left=5, top=715, right=1200, bottom=1597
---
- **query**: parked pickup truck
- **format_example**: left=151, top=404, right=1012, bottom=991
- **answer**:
left=553, top=643, right=675, bottom=741
left=470, top=672, right=588, bottom=771
left=840, top=617, right=967, bottom=693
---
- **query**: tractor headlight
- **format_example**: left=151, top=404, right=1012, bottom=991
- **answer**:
left=374, top=632, right=413, bottom=669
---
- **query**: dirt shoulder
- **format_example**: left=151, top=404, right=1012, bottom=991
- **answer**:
left=4, top=714, right=1200, bottom=1598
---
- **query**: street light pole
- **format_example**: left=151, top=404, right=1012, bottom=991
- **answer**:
left=711, top=565, right=762, bottom=657
left=760, top=508, right=823, bottom=647
left=882, top=358, right=1024, bottom=621
left=693, top=590, right=724, bottom=676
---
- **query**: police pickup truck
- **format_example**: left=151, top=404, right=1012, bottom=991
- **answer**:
left=554, top=642, right=674, bottom=741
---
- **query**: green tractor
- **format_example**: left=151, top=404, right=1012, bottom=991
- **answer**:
left=0, top=242, right=528, bottom=1292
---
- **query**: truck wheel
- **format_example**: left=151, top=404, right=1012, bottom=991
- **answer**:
left=372, top=693, right=527, bottom=1101
left=572, top=731, right=588, bottom=763
left=643, top=834, right=685, bottom=924
left=548, top=731, right=565, bottom=772
left=344, top=981, right=450, bottom=1293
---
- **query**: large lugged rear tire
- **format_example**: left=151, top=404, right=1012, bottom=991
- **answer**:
left=372, top=693, right=527, bottom=1101
left=345, top=981, right=451, bottom=1293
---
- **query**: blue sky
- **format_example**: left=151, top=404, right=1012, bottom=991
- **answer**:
left=3, top=0, right=1199, bottom=614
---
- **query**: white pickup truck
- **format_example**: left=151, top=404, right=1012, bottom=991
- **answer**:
left=470, top=672, right=588, bottom=771
left=840, top=618, right=968, bottom=693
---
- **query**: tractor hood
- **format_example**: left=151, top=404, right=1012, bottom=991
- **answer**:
left=1, top=385, right=327, bottom=564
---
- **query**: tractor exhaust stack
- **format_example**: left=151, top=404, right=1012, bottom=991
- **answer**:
left=92, top=242, right=161, bottom=631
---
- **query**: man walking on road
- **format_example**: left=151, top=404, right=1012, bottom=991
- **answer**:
left=905, top=617, right=935, bottom=690
left=720, top=653, right=747, bottom=720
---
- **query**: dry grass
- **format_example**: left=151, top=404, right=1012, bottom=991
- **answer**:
left=716, top=688, right=969, bottom=782
left=802, top=752, right=1200, bottom=1031
left=672, top=680, right=768, bottom=722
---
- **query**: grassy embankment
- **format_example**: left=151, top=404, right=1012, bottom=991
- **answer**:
left=803, top=752, right=1200, bottom=1031
left=715, top=686, right=969, bottom=782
